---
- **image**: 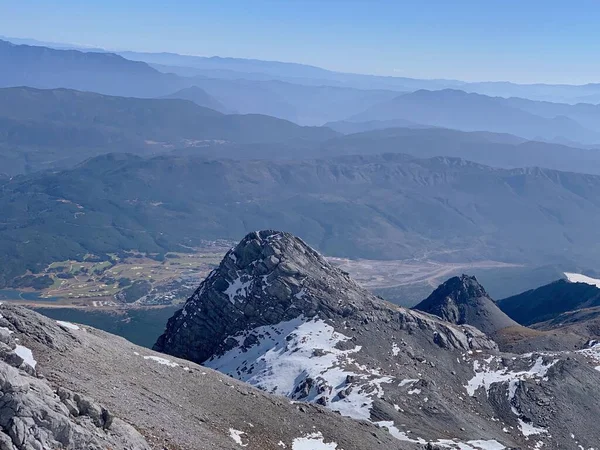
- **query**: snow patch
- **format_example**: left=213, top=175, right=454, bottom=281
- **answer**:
left=435, top=439, right=506, bottom=449
left=56, top=320, right=80, bottom=330
left=375, top=422, right=505, bottom=449
left=376, top=421, right=425, bottom=444
left=143, top=355, right=179, bottom=368
left=577, top=342, right=600, bottom=367
left=15, top=345, right=37, bottom=369
left=224, top=274, right=253, bottom=304
left=564, top=272, right=600, bottom=288
left=518, top=418, right=547, bottom=437
left=294, top=288, right=306, bottom=300
left=466, top=356, right=557, bottom=398
left=467, top=355, right=555, bottom=439
left=228, top=428, right=248, bottom=447
left=292, top=432, right=337, bottom=450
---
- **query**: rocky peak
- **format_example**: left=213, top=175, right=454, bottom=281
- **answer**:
left=154, top=232, right=497, bottom=363
left=413, top=274, right=519, bottom=335
left=154, top=230, right=383, bottom=361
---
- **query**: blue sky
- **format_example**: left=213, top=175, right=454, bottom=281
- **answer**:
left=1, top=0, right=599, bottom=84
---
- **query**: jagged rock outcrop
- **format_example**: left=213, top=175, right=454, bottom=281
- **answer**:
left=154, top=230, right=600, bottom=450
left=413, top=275, right=519, bottom=335
left=0, top=313, right=149, bottom=449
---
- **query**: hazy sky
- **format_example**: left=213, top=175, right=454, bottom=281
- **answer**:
left=2, top=0, right=599, bottom=84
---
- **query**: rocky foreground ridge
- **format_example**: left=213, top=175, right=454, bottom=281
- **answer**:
left=156, top=230, right=600, bottom=450
left=0, top=309, right=150, bottom=449
left=0, top=304, right=411, bottom=450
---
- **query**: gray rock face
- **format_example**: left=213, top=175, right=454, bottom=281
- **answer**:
left=413, top=275, right=519, bottom=335
left=0, top=316, right=149, bottom=450
left=155, top=230, right=600, bottom=450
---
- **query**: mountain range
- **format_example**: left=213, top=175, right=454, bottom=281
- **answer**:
left=347, top=89, right=600, bottom=145
left=8, top=35, right=599, bottom=104
left=0, top=39, right=401, bottom=125
left=3, top=30, right=600, bottom=450
left=0, top=86, right=337, bottom=175
left=498, top=277, right=600, bottom=326
left=6, top=87, right=600, bottom=179
left=4, top=38, right=600, bottom=138
left=153, top=230, right=600, bottom=449
left=3, top=152, right=600, bottom=287
left=4, top=230, right=600, bottom=448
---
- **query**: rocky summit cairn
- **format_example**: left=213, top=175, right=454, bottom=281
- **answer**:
left=413, top=274, right=518, bottom=335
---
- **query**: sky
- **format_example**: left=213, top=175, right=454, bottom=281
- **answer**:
left=1, top=0, right=599, bottom=84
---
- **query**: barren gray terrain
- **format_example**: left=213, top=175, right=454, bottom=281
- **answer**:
left=156, top=230, right=600, bottom=449
left=0, top=304, right=411, bottom=450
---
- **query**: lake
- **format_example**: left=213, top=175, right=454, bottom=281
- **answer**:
left=0, top=289, right=59, bottom=302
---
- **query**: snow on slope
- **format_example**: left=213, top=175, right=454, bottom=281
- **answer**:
left=292, top=432, right=338, bottom=450
left=205, top=315, right=509, bottom=449
left=466, top=354, right=557, bottom=440
left=564, top=272, right=600, bottom=288
left=205, top=316, right=391, bottom=421
left=56, top=320, right=80, bottom=330
left=466, top=355, right=557, bottom=397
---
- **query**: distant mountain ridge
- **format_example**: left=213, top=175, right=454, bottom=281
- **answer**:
left=0, top=86, right=338, bottom=174
left=3, top=152, right=600, bottom=287
left=0, top=39, right=402, bottom=125
left=5, top=35, right=600, bottom=105
left=498, top=278, right=600, bottom=326
left=0, top=38, right=182, bottom=98
left=7, top=86, right=600, bottom=178
left=348, top=89, right=600, bottom=145
left=6, top=37, right=600, bottom=129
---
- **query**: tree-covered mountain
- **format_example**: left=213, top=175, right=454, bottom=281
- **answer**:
left=0, top=87, right=338, bottom=174
left=315, top=127, right=600, bottom=175
left=187, top=126, right=600, bottom=177
left=2, top=152, right=600, bottom=287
